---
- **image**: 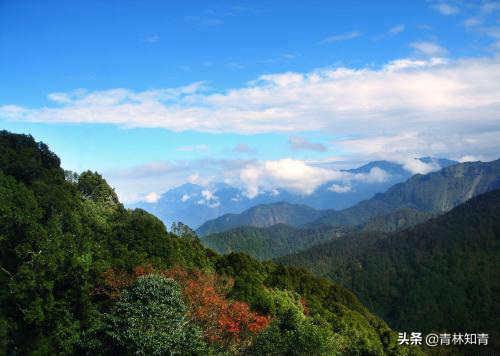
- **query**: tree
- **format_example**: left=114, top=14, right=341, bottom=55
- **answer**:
left=171, top=222, right=199, bottom=240
left=245, top=309, right=341, bottom=356
left=80, top=274, right=210, bottom=356
left=77, top=171, right=120, bottom=208
left=161, top=267, right=270, bottom=353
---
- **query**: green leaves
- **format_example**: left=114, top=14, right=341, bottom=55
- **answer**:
left=80, top=274, right=209, bottom=356
left=0, top=130, right=433, bottom=356
left=77, top=171, right=120, bottom=209
left=246, top=309, right=341, bottom=356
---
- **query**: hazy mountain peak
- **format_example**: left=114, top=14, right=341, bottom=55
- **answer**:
left=130, top=157, right=460, bottom=228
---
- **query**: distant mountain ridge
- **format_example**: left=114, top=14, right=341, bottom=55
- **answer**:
left=130, top=157, right=457, bottom=229
left=276, top=188, right=500, bottom=352
left=312, top=158, right=500, bottom=227
left=199, top=159, right=500, bottom=260
left=196, top=202, right=331, bottom=236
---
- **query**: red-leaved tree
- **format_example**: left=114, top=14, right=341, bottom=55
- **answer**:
left=99, top=265, right=270, bottom=353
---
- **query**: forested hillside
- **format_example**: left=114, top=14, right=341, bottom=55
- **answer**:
left=0, top=130, right=423, bottom=356
left=313, top=159, right=500, bottom=226
left=278, top=189, right=500, bottom=353
left=201, top=223, right=346, bottom=261
left=199, top=160, right=500, bottom=262
left=200, top=207, right=435, bottom=261
left=197, top=202, right=330, bottom=236
left=359, top=208, right=434, bottom=233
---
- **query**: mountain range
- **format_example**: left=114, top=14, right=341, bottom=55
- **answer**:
left=276, top=188, right=500, bottom=352
left=0, top=130, right=427, bottom=356
left=130, top=157, right=457, bottom=229
left=199, top=159, right=500, bottom=260
left=2, top=130, right=497, bottom=354
left=196, top=202, right=331, bottom=236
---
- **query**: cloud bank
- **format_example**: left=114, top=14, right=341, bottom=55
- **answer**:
left=2, top=56, right=499, bottom=142
left=109, top=155, right=455, bottom=203
left=3, top=55, right=500, bottom=202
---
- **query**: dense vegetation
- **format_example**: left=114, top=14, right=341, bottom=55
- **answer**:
left=201, top=208, right=434, bottom=261
left=196, top=202, right=330, bottom=236
left=359, top=208, right=434, bottom=233
left=200, top=160, right=500, bottom=261
left=278, top=189, right=500, bottom=353
left=201, top=223, right=346, bottom=261
left=0, top=131, right=423, bottom=356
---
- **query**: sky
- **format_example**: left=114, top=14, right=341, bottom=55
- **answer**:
left=1, top=0, right=500, bottom=203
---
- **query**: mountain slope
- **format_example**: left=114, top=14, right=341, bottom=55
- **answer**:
left=199, top=160, right=500, bottom=262
left=199, top=208, right=432, bottom=260
left=277, top=189, right=500, bottom=352
left=201, top=223, right=345, bottom=260
left=312, top=159, right=500, bottom=227
left=0, top=130, right=423, bottom=356
left=197, top=202, right=330, bottom=236
left=360, top=208, right=434, bottom=233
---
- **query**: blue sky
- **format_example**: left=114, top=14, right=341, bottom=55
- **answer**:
left=1, top=0, right=500, bottom=202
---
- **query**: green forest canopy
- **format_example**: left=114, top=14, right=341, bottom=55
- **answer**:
left=0, top=130, right=424, bottom=356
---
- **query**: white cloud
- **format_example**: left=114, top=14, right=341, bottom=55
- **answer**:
left=3, top=56, right=500, bottom=140
left=463, top=17, right=482, bottom=26
left=187, top=173, right=212, bottom=186
left=144, top=191, right=161, bottom=203
left=231, top=195, right=243, bottom=202
left=181, top=194, right=190, bottom=202
left=481, top=1, right=500, bottom=13
left=288, top=136, right=327, bottom=152
left=201, top=190, right=216, bottom=201
left=197, top=190, right=220, bottom=208
left=432, top=3, right=459, bottom=15
left=237, top=161, right=391, bottom=198
left=47, top=92, right=73, bottom=103
left=459, top=155, right=482, bottom=162
left=410, top=41, right=448, bottom=56
left=328, top=184, right=352, bottom=193
left=389, top=25, right=405, bottom=34
left=5, top=55, right=499, bottom=140
left=3, top=56, right=500, bottom=178
left=319, top=31, right=361, bottom=44
left=383, top=57, right=447, bottom=71
left=353, top=167, right=391, bottom=183
left=239, top=158, right=348, bottom=198
left=461, top=1, right=500, bottom=27
left=399, top=158, right=440, bottom=174
left=487, top=27, right=500, bottom=48
left=339, top=131, right=500, bottom=170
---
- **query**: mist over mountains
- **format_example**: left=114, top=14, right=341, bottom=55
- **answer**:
left=130, top=157, right=457, bottom=229
left=198, top=158, right=500, bottom=260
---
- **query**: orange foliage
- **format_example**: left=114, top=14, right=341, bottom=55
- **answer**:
left=162, top=266, right=270, bottom=350
left=300, top=297, right=309, bottom=316
left=97, top=268, right=134, bottom=299
left=99, top=265, right=270, bottom=351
